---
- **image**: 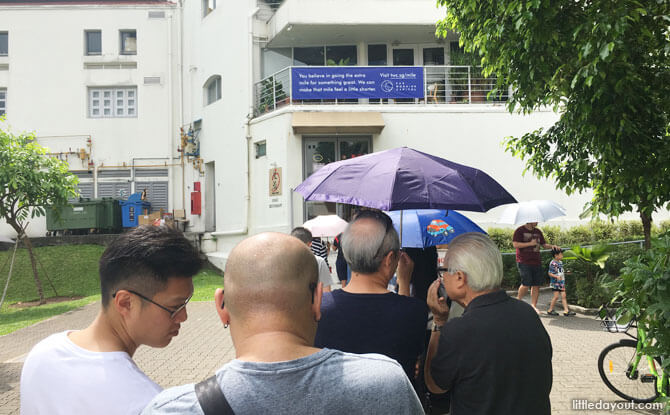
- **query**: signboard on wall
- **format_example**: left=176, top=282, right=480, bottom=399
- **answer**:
left=292, top=66, right=424, bottom=100
left=269, top=167, right=282, bottom=196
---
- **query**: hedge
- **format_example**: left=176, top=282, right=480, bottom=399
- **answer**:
left=491, top=220, right=668, bottom=308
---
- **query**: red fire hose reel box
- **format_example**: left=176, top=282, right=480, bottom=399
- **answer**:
left=191, top=182, right=201, bottom=215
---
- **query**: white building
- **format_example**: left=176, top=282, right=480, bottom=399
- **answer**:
left=2, top=0, right=666, bottom=264
left=0, top=0, right=184, bottom=237
left=182, top=0, right=598, bottom=268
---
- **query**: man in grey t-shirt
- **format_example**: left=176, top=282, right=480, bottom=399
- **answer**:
left=142, top=232, right=423, bottom=415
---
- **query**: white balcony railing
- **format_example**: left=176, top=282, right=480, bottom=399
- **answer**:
left=254, top=65, right=510, bottom=116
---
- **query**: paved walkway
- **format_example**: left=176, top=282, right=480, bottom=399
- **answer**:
left=0, top=290, right=662, bottom=415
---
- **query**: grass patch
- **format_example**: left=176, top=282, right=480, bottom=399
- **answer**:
left=0, top=244, right=223, bottom=336
left=192, top=269, right=224, bottom=301
left=0, top=295, right=100, bottom=336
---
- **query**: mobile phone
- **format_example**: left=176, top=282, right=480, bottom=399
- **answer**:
left=437, top=281, right=452, bottom=308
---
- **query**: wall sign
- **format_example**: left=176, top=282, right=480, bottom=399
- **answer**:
left=292, top=66, right=424, bottom=100
left=269, top=167, right=282, bottom=196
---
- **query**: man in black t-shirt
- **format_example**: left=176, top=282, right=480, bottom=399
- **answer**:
left=424, top=233, right=552, bottom=415
left=314, top=210, right=428, bottom=380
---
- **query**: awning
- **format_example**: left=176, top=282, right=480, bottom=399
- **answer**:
left=292, top=112, right=385, bottom=134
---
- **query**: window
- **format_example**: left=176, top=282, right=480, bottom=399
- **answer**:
left=294, top=47, right=325, bottom=66
left=0, top=32, right=7, bottom=56
left=202, top=0, right=216, bottom=17
left=423, top=47, right=445, bottom=65
left=326, top=46, right=357, bottom=66
left=0, top=89, right=6, bottom=116
left=204, top=76, right=221, bottom=105
left=85, top=30, right=101, bottom=55
left=120, top=30, right=137, bottom=55
left=255, top=141, right=267, bottom=158
left=368, top=44, right=387, bottom=65
left=89, top=87, right=137, bottom=118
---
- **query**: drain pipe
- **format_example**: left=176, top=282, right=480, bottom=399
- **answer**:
left=211, top=116, right=251, bottom=236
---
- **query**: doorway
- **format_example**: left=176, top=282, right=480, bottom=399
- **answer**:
left=302, top=136, right=372, bottom=221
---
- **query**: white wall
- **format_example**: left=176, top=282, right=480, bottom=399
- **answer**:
left=181, top=0, right=254, bottom=238
left=270, top=0, right=443, bottom=29
left=0, top=3, right=181, bottom=238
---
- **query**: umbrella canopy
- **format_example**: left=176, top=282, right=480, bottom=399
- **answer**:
left=498, top=200, right=567, bottom=225
left=295, top=147, right=517, bottom=212
left=302, top=215, right=349, bottom=237
left=386, top=210, right=486, bottom=248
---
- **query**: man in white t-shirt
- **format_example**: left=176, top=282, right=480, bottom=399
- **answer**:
left=20, top=226, right=203, bottom=415
left=291, top=227, right=332, bottom=292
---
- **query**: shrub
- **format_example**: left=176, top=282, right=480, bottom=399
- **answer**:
left=609, top=231, right=670, bottom=400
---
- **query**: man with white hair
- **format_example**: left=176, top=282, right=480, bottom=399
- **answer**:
left=424, top=232, right=552, bottom=415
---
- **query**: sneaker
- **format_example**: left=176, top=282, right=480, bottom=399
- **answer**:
left=564, top=311, right=576, bottom=316
left=547, top=310, right=559, bottom=316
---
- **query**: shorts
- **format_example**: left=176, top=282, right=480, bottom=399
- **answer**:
left=517, top=263, right=544, bottom=287
left=551, top=288, right=565, bottom=292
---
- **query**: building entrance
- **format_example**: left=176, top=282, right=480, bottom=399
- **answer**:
left=303, top=135, right=371, bottom=221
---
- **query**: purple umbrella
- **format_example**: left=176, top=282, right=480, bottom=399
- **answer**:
left=295, top=147, right=516, bottom=212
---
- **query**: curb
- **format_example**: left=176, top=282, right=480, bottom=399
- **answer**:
left=504, top=287, right=599, bottom=315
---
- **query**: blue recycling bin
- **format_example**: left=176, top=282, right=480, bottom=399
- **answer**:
left=120, top=193, right=151, bottom=228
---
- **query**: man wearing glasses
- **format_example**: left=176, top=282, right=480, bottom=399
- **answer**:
left=314, top=210, right=427, bottom=381
left=423, top=233, right=552, bottom=415
left=20, top=226, right=202, bottom=415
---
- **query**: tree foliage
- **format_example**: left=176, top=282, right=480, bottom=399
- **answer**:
left=0, top=123, right=78, bottom=303
left=609, top=232, right=670, bottom=405
left=436, top=0, right=670, bottom=247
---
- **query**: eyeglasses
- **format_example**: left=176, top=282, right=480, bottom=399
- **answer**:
left=113, top=289, right=192, bottom=319
left=438, top=268, right=461, bottom=280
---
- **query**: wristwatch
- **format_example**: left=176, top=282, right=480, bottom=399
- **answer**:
left=432, top=322, right=442, bottom=332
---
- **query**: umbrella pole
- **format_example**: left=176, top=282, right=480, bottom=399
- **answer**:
left=399, top=210, right=403, bottom=248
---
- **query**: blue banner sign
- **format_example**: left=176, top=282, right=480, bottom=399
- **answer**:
left=292, top=66, right=424, bottom=100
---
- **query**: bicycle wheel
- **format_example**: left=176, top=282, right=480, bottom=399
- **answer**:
left=598, top=340, right=661, bottom=403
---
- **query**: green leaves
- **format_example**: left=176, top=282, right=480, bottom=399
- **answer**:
left=610, top=233, right=670, bottom=374
left=564, top=244, right=613, bottom=269
left=436, top=0, right=670, bottom=248
left=0, top=124, right=78, bottom=233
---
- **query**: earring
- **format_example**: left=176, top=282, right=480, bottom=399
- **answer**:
left=224, top=323, right=229, bottom=329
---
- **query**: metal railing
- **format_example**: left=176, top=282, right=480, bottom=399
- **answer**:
left=254, top=65, right=510, bottom=116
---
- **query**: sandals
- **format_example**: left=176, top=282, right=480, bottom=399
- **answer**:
left=546, top=310, right=559, bottom=316
left=564, top=311, right=576, bottom=316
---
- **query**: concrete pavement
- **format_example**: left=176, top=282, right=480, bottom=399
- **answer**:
left=0, top=290, right=663, bottom=414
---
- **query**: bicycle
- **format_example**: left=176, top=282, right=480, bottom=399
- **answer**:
left=597, top=308, right=669, bottom=403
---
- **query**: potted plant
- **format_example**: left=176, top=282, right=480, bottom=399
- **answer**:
left=257, top=78, right=288, bottom=114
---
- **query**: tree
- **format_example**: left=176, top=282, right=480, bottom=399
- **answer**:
left=436, top=0, right=670, bottom=249
left=0, top=124, right=78, bottom=304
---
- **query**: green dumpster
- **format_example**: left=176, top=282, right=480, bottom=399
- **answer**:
left=98, top=198, right=122, bottom=232
left=46, top=198, right=121, bottom=233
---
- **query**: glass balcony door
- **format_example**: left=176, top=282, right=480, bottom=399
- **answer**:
left=392, top=46, right=418, bottom=103
left=303, top=136, right=371, bottom=221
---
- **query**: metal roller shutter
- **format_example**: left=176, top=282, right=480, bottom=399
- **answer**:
left=98, top=182, right=131, bottom=199
left=70, top=182, right=94, bottom=202
left=135, top=181, right=168, bottom=212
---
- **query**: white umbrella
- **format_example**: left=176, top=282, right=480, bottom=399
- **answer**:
left=498, top=200, right=567, bottom=225
left=302, top=215, right=349, bottom=237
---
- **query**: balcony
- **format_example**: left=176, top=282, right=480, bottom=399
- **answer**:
left=254, top=65, right=509, bottom=117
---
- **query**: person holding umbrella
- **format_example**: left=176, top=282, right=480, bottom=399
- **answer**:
left=513, top=222, right=559, bottom=313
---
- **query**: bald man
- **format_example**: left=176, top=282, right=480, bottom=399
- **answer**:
left=142, top=232, right=423, bottom=415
